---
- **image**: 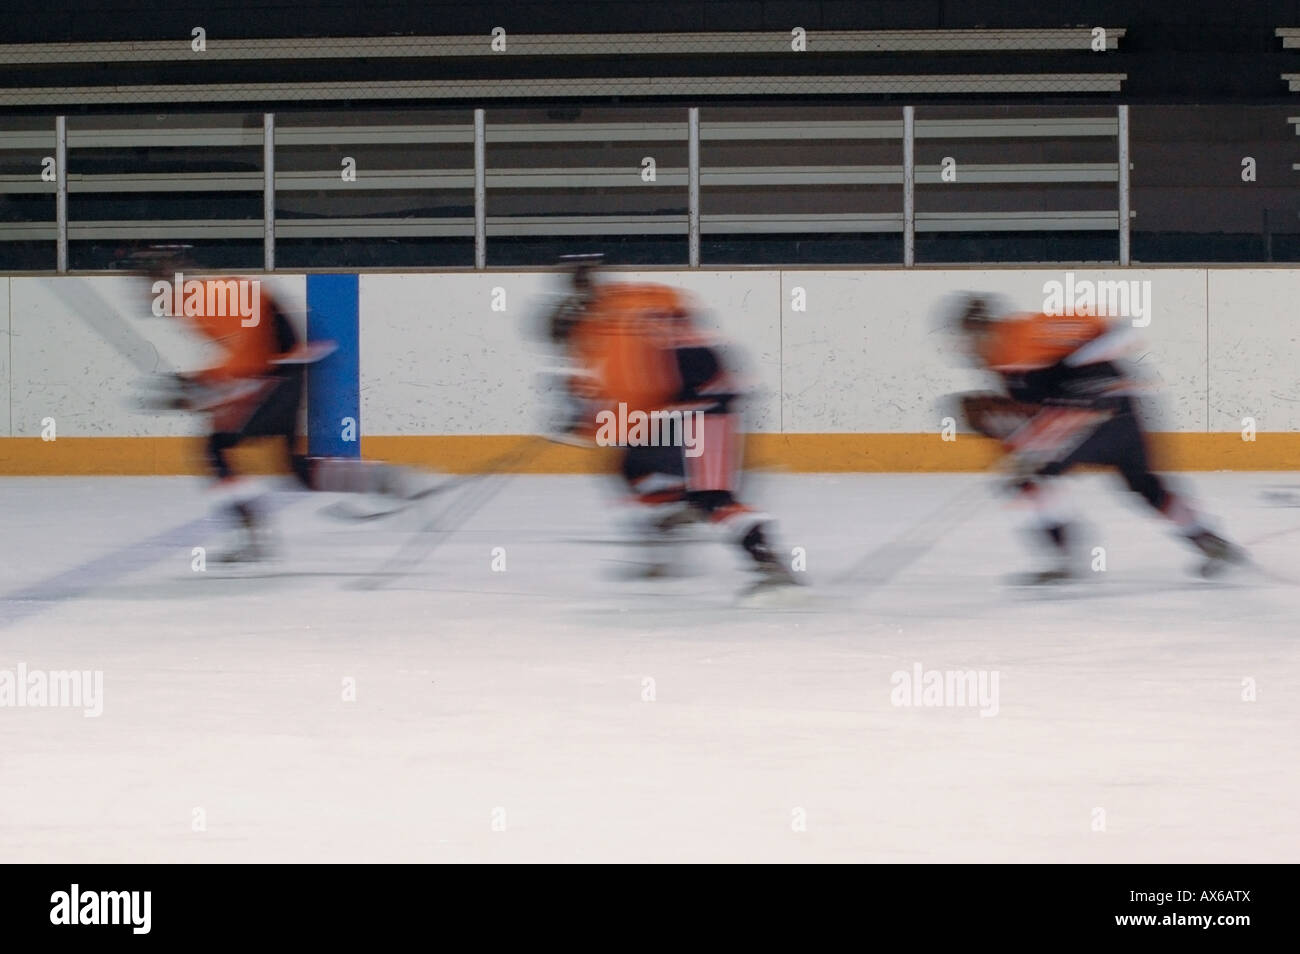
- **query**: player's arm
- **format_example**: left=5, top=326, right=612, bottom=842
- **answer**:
left=538, top=362, right=602, bottom=445
left=961, top=378, right=1112, bottom=478
left=1013, top=358, right=1132, bottom=411
left=672, top=340, right=738, bottom=414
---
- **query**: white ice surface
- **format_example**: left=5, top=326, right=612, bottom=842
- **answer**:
left=1, top=472, right=1298, bottom=863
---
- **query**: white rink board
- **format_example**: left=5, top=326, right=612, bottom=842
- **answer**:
left=360, top=269, right=1213, bottom=436
left=779, top=268, right=1207, bottom=433
left=359, top=270, right=783, bottom=435
left=8, top=275, right=306, bottom=438
left=1207, top=270, right=1300, bottom=433
left=360, top=272, right=554, bottom=435
left=783, top=270, right=991, bottom=433
left=0, top=268, right=1290, bottom=438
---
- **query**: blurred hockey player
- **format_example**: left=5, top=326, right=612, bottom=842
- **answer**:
left=139, top=255, right=433, bottom=561
left=541, top=256, right=797, bottom=594
left=952, top=295, right=1246, bottom=582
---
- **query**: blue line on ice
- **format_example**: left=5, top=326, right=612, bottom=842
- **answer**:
left=0, top=494, right=295, bottom=630
left=0, top=513, right=223, bottom=629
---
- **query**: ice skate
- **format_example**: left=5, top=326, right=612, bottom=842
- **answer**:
left=215, top=540, right=265, bottom=564
left=1188, top=530, right=1249, bottom=579
left=736, top=557, right=805, bottom=605
left=1008, top=517, right=1078, bottom=586
left=608, top=502, right=696, bottom=580
left=1007, top=564, right=1077, bottom=586
left=215, top=525, right=274, bottom=565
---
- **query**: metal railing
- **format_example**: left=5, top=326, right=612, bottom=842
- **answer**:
left=0, top=28, right=1126, bottom=107
left=0, top=106, right=1131, bottom=269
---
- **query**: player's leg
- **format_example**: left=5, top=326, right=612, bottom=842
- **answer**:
left=204, top=426, right=268, bottom=563
left=1032, top=402, right=1246, bottom=576
left=1015, top=407, right=1183, bottom=580
left=1104, top=412, right=1246, bottom=573
left=961, top=393, right=1089, bottom=581
left=256, top=365, right=310, bottom=487
left=613, top=443, right=691, bottom=578
left=253, top=366, right=440, bottom=501
left=1007, top=474, right=1078, bottom=582
left=621, top=441, right=687, bottom=507
left=998, top=406, right=1116, bottom=582
left=682, top=412, right=795, bottom=588
left=204, top=382, right=286, bottom=561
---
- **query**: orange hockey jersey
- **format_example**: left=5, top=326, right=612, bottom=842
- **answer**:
left=569, top=282, right=694, bottom=416
left=179, top=279, right=297, bottom=384
left=978, top=311, right=1110, bottom=373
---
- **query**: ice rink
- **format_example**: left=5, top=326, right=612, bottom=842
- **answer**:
left=1, top=471, right=1297, bottom=863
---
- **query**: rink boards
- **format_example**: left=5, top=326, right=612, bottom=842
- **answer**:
left=2, top=268, right=1300, bottom=473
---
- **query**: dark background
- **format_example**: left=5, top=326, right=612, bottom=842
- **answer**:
left=4, top=0, right=1300, bottom=106
left=3, top=2, right=1300, bottom=268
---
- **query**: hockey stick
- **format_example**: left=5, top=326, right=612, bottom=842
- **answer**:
left=40, top=277, right=175, bottom=376
left=354, top=436, right=551, bottom=588
left=833, top=477, right=994, bottom=589
left=319, top=436, right=555, bottom=523
left=317, top=486, right=454, bottom=522
left=315, top=470, right=465, bottom=522
left=1259, top=485, right=1300, bottom=508
left=832, top=400, right=1110, bottom=590
left=352, top=473, right=517, bottom=589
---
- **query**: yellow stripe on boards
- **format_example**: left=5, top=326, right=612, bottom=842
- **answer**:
left=0, top=437, right=296, bottom=476
left=2, top=433, right=1299, bottom=475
